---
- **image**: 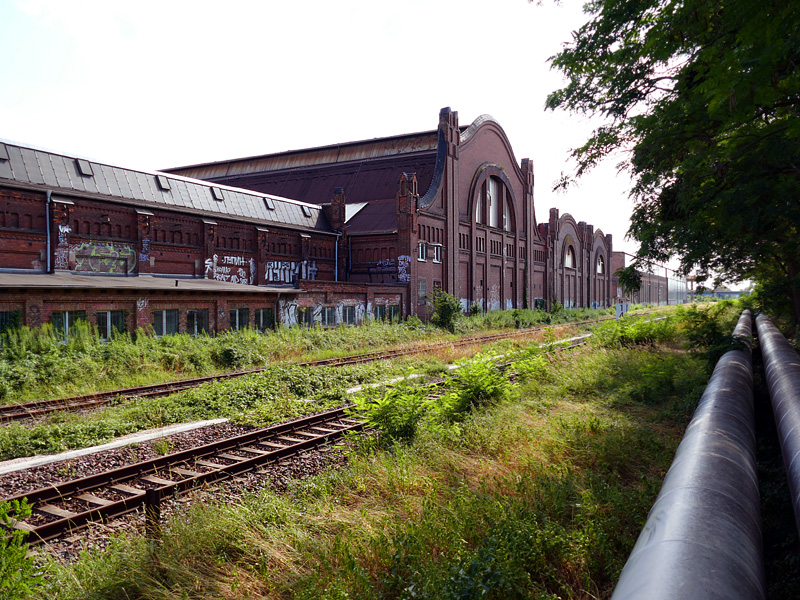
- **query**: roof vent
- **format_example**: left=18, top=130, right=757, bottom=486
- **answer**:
left=211, top=187, right=224, bottom=201
left=263, top=197, right=275, bottom=210
left=76, top=159, right=94, bottom=177
left=156, top=174, right=171, bottom=191
left=0, top=144, right=8, bottom=161
left=301, top=205, right=312, bottom=218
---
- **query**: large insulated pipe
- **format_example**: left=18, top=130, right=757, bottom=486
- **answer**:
left=755, top=313, right=800, bottom=535
left=611, top=310, right=765, bottom=600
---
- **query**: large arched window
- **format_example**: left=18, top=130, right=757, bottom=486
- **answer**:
left=597, top=255, right=605, bottom=274
left=476, top=176, right=515, bottom=229
left=488, top=177, right=499, bottom=228
left=565, top=246, right=576, bottom=268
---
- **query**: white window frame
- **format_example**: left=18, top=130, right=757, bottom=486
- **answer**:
left=565, top=247, right=576, bottom=269
left=417, top=241, right=426, bottom=262
left=97, top=310, right=126, bottom=341
left=153, top=309, right=179, bottom=337
left=229, top=308, right=250, bottom=331
left=432, top=244, right=442, bottom=263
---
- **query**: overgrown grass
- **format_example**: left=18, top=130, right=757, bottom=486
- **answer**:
left=0, top=363, right=382, bottom=460
left=0, top=305, right=640, bottom=404
left=0, top=320, right=438, bottom=403
left=32, top=340, right=710, bottom=600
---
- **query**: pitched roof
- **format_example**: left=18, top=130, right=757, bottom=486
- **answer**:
left=164, top=131, right=440, bottom=205
left=345, top=198, right=398, bottom=234
left=0, top=140, right=333, bottom=234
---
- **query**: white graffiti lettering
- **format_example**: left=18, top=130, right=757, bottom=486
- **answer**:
left=397, top=255, right=411, bottom=282
left=205, top=253, right=254, bottom=285
left=265, top=260, right=318, bottom=284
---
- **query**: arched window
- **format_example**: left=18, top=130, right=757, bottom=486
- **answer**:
left=597, top=255, right=605, bottom=274
left=488, top=177, right=499, bottom=228
left=503, top=197, right=513, bottom=232
left=565, top=246, right=576, bottom=268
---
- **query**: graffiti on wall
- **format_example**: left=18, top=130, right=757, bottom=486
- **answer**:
left=137, top=297, right=148, bottom=312
left=279, top=298, right=298, bottom=327
left=71, top=241, right=137, bottom=274
left=265, top=260, right=318, bottom=284
left=28, top=304, right=41, bottom=327
left=205, top=254, right=255, bottom=284
left=397, top=255, right=411, bottom=282
left=54, top=224, right=71, bottom=270
left=489, top=284, right=501, bottom=311
left=139, top=238, right=150, bottom=263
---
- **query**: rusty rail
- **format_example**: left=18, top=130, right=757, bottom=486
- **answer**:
left=6, top=407, right=362, bottom=544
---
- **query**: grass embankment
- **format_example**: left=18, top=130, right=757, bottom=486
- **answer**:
left=0, top=305, right=641, bottom=405
left=30, top=312, right=715, bottom=600
left=0, top=322, right=580, bottom=461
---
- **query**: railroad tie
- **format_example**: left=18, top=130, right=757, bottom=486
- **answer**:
left=111, top=483, right=145, bottom=496
left=37, top=505, right=78, bottom=519
left=307, top=426, right=339, bottom=434
left=215, top=453, right=248, bottom=462
left=76, top=493, right=114, bottom=507
left=257, top=441, right=285, bottom=449
left=140, top=475, right=174, bottom=486
left=277, top=435, right=306, bottom=443
left=195, top=459, right=225, bottom=469
left=240, top=446, right=271, bottom=455
left=171, top=466, right=203, bottom=477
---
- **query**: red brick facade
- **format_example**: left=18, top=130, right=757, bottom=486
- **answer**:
left=0, top=107, right=622, bottom=337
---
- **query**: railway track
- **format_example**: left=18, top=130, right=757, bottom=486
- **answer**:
left=0, top=320, right=599, bottom=423
left=0, top=310, right=666, bottom=423
left=7, top=407, right=363, bottom=544
left=8, top=332, right=594, bottom=547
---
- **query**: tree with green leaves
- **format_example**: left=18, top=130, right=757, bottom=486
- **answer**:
left=546, top=0, right=800, bottom=324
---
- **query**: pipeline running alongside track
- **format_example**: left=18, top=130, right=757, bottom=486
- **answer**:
left=611, top=310, right=766, bottom=600
left=755, top=313, right=800, bottom=537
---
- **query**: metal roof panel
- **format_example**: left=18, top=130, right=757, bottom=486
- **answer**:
left=19, top=148, right=45, bottom=185
left=91, top=161, right=112, bottom=196
left=51, top=155, right=73, bottom=189
left=99, top=164, right=121, bottom=197
left=125, top=171, right=146, bottom=201
left=78, top=162, right=101, bottom=195
left=0, top=141, right=332, bottom=234
left=37, top=152, right=59, bottom=187
left=0, top=153, right=12, bottom=180
left=112, top=167, right=134, bottom=199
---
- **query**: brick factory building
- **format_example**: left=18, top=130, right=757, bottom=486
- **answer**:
left=0, top=108, right=614, bottom=337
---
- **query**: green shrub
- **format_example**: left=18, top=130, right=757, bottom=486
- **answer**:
left=592, top=316, right=676, bottom=348
left=355, top=382, right=432, bottom=442
left=440, top=359, right=513, bottom=420
left=0, top=499, right=43, bottom=599
left=430, top=289, right=464, bottom=333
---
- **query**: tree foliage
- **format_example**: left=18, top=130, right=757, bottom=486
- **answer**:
left=546, top=0, right=800, bottom=323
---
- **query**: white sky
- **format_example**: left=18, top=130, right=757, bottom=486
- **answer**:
left=0, top=0, right=641, bottom=256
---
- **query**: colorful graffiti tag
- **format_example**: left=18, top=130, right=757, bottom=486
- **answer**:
left=71, top=241, right=137, bottom=274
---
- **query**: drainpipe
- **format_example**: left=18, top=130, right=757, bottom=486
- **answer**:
left=45, top=190, right=52, bottom=273
left=347, top=235, right=352, bottom=282
left=334, top=230, right=342, bottom=282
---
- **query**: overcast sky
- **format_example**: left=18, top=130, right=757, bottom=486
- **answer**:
left=1, top=0, right=642, bottom=256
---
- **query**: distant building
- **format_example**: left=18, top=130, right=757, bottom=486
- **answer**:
left=611, top=251, right=688, bottom=306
